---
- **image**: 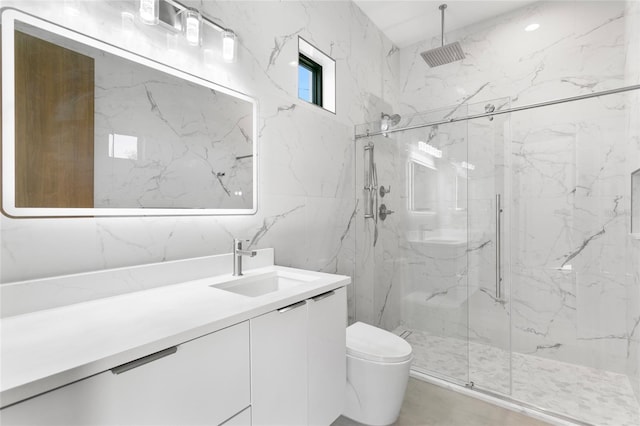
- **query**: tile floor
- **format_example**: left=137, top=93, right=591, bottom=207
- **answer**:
left=331, top=377, right=550, bottom=426
left=397, top=328, right=640, bottom=426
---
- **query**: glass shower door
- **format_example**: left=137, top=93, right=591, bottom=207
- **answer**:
left=466, top=98, right=512, bottom=395
left=393, top=107, right=471, bottom=385
left=507, top=94, right=639, bottom=425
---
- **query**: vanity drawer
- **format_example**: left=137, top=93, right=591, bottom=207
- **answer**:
left=1, top=322, right=250, bottom=425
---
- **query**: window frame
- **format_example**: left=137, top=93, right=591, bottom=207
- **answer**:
left=298, top=52, right=323, bottom=107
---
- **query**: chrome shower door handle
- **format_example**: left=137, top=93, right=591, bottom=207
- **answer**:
left=495, top=194, right=503, bottom=299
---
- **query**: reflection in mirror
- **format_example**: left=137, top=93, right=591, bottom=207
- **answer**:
left=408, top=156, right=437, bottom=213
left=1, top=9, right=257, bottom=217
left=632, top=168, right=640, bottom=235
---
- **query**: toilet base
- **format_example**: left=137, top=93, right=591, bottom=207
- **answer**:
left=342, top=355, right=412, bottom=426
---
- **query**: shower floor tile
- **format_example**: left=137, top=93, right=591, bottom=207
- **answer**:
left=394, top=327, right=640, bottom=426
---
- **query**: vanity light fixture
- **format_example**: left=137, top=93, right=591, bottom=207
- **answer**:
left=222, top=30, right=237, bottom=63
left=183, top=8, right=202, bottom=46
left=525, top=23, right=540, bottom=32
left=135, top=0, right=238, bottom=61
left=139, top=0, right=159, bottom=25
left=418, top=141, right=442, bottom=158
left=121, top=12, right=135, bottom=36
left=461, top=161, right=475, bottom=170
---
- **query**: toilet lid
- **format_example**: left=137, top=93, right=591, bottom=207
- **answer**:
left=346, top=322, right=413, bottom=363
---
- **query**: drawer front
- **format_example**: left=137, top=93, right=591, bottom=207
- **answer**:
left=1, top=322, right=250, bottom=426
left=108, top=321, right=250, bottom=425
left=0, top=371, right=115, bottom=426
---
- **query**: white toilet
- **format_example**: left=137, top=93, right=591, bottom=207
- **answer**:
left=343, top=322, right=413, bottom=426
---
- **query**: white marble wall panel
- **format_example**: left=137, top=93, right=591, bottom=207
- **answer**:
left=0, top=0, right=398, bottom=330
left=624, top=0, right=640, bottom=404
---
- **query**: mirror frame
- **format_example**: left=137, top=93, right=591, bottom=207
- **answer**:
left=1, top=8, right=258, bottom=217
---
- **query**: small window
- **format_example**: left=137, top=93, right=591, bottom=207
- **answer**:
left=298, top=37, right=335, bottom=113
left=298, top=53, right=322, bottom=106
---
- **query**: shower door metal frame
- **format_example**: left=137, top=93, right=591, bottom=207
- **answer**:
left=354, top=83, right=640, bottom=140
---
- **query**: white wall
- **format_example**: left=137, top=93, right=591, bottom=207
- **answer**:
left=0, top=1, right=397, bottom=325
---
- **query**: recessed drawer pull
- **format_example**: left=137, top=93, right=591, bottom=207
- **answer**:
left=111, top=346, right=178, bottom=375
left=277, top=300, right=306, bottom=313
left=311, top=290, right=335, bottom=302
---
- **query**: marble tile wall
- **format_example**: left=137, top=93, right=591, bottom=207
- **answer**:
left=379, top=0, right=640, bottom=387
left=624, top=0, right=640, bottom=404
left=0, top=1, right=398, bottom=324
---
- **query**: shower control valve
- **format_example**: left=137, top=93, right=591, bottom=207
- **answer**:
left=379, top=204, right=394, bottom=221
left=379, top=185, right=391, bottom=197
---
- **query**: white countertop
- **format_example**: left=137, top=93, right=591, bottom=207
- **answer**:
left=0, top=265, right=350, bottom=407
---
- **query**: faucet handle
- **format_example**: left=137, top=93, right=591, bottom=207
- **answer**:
left=233, top=238, right=253, bottom=251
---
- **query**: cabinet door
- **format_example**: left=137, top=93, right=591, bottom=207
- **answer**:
left=250, top=300, right=308, bottom=426
left=0, top=322, right=250, bottom=426
left=307, top=287, right=347, bottom=426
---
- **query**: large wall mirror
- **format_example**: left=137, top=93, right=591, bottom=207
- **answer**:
left=2, top=9, right=258, bottom=217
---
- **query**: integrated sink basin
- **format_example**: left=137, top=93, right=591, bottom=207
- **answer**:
left=211, top=270, right=319, bottom=297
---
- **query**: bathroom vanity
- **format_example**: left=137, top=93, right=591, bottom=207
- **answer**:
left=0, top=249, right=350, bottom=425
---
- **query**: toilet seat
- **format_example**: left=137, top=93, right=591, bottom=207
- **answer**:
left=346, top=322, right=412, bottom=363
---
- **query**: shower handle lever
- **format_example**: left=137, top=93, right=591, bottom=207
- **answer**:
left=495, top=194, right=502, bottom=299
left=379, top=185, right=391, bottom=197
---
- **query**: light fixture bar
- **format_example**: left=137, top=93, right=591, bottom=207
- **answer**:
left=164, top=0, right=228, bottom=33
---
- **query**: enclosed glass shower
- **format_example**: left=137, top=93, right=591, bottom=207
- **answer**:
left=353, top=87, right=640, bottom=425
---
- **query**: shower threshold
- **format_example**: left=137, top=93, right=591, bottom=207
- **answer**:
left=410, top=370, right=589, bottom=426
left=394, top=327, right=640, bottom=426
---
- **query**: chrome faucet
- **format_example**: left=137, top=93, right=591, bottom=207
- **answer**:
left=233, top=238, right=257, bottom=276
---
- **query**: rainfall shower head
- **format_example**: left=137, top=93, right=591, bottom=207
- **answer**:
left=420, top=4, right=465, bottom=68
left=381, top=112, right=401, bottom=132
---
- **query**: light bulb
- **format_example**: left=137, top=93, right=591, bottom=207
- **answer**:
left=184, top=9, right=202, bottom=46
left=525, top=23, right=540, bottom=32
left=139, top=0, right=159, bottom=25
left=222, top=30, right=237, bottom=63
